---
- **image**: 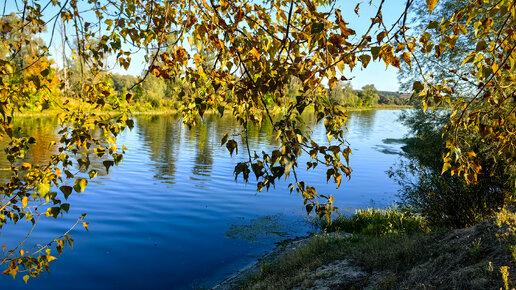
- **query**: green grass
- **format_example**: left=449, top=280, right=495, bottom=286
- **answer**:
left=351, top=233, right=432, bottom=272
left=241, top=207, right=516, bottom=289
left=242, top=208, right=429, bottom=289
left=242, top=234, right=355, bottom=289
left=321, top=207, right=429, bottom=236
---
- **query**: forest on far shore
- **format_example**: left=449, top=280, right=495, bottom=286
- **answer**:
left=110, top=73, right=412, bottom=111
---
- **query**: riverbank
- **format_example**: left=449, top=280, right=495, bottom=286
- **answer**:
left=346, top=104, right=413, bottom=111
left=10, top=104, right=412, bottom=118
left=215, top=208, right=515, bottom=289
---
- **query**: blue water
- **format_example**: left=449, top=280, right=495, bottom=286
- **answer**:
left=0, top=109, right=409, bottom=289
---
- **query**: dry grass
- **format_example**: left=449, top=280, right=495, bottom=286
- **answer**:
left=241, top=208, right=516, bottom=289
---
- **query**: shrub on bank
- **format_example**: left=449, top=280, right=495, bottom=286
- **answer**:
left=390, top=109, right=514, bottom=228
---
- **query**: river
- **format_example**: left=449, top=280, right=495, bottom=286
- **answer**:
left=0, top=109, right=409, bottom=289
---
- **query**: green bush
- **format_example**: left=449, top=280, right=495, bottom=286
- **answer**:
left=389, top=109, right=514, bottom=228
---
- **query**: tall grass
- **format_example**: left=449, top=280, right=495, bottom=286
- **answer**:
left=321, top=207, right=429, bottom=236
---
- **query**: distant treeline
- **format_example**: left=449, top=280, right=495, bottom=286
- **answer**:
left=329, top=82, right=411, bottom=107
left=111, top=74, right=411, bottom=110
left=110, top=74, right=181, bottom=110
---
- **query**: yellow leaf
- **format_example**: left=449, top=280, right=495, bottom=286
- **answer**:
left=445, top=35, right=458, bottom=50
left=21, top=163, right=31, bottom=170
left=401, top=52, right=411, bottom=68
left=391, top=57, right=401, bottom=69
left=23, top=275, right=29, bottom=284
left=83, top=222, right=89, bottom=231
left=441, top=162, right=451, bottom=174
left=20, top=249, right=25, bottom=256
left=275, top=130, right=282, bottom=140
left=250, top=48, right=261, bottom=60
left=471, top=163, right=482, bottom=174
left=47, top=255, right=57, bottom=262
left=22, top=196, right=28, bottom=208
left=464, top=173, right=477, bottom=183
left=426, top=0, right=439, bottom=14
left=335, top=174, right=342, bottom=188
left=423, top=100, right=429, bottom=113
left=328, top=77, right=337, bottom=90
left=193, top=54, right=202, bottom=66
left=9, top=266, right=18, bottom=279
left=336, top=60, right=345, bottom=73
left=461, top=52, right=476, bottom=66
left=188, top=36, right=194, bottom=48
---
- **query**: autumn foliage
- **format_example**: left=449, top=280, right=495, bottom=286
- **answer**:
left=0, top=0, right=514, bottom=282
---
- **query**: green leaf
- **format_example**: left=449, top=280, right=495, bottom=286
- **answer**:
left=226, top=140, right=238, bottom=156
left=359, top=54, right=371, bottom=68
left=311, top=22, right=325, bottom=35
left=475, top=40, right=488, bottom=52
left=412, top=81, right=424, bottom=92
left=64, top=170, right=74, bottom=179
left=61, top=203, right=70, bottom=213
left=371, top=47, right=381, bottom=60
left=103, top=160, right=114, bottom=173
left=427, top=21, right=439, bottom=29
left=47, top=207, right=60, bottom=219
left=306, top=204, right=314, bottom=214
left=126, top=119, right=134, bottom=130
left=221, top=133, right=229, bottom=146
left=113, top=153, right=123, bottom=166
left=60, top=186, right=73, bottom=199
left=326, top=168, right=335, bottom=182
left=40, top=68, right=50, bottom=78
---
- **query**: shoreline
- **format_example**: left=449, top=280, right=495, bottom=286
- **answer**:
left=215, top=209, right=515, bottom=289
left=212, top=234, right=313, bottom=289
left=212, top=232, right=351, bottom=289
left=11, top=105, right=413, bottom=118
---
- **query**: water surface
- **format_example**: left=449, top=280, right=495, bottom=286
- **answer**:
left=0, top=109, right=408, bottom=289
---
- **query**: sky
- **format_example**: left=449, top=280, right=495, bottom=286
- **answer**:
left=333, top=0, right=408, bottom=92
left=3, top=0, right=410, bottom=92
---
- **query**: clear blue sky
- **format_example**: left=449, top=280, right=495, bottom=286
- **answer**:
left=335, top=0, right=408, bottom=92
left=3, top=0, right=407, bottom=92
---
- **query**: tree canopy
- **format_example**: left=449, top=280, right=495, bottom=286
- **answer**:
left=0, top=0, right=514, bottom=282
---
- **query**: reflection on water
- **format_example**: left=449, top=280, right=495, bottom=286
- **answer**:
left=347, top=110, right=377, bottom=139
left=0, top=117, right=58, bottom=179
left=0, top=109, right=409, bottom=289
left=190, top=121, right=215, bottom=186
left=137, top=114, right=182, bottom=183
